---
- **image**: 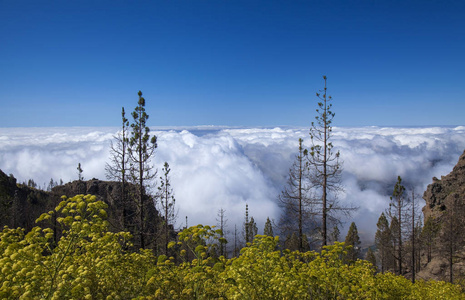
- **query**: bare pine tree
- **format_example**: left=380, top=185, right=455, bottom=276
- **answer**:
left=216, top=208, right=228, bottom=257
left=157, top=162, right=177, bottom=255
left=106, top=107, right=130, bottom=231
left=308, top=76, right=352, bottom=247
left=106, top=107, right=130, bottom=182
left=279, top=138, right=314, bottom=251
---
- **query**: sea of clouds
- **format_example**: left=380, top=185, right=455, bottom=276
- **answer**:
left=1, top=126, right=465, bottom=245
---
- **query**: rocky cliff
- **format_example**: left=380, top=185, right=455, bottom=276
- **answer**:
left=0, top=169, right=50, bottom=231
left=423, top=150, right=465, bottom=221
left=0, top=170, right=161, bottom=250
left=419, top=150, right=465, bottom=282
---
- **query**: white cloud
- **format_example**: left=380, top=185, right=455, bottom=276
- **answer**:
left=1, top=126, right=465, bottom=246
left=0, top=127, right=115, bottom=184
left=154, top=130, right=279, bottom=233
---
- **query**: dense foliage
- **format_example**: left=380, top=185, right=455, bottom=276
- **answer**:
left=1, top=195, right=463, bottom=299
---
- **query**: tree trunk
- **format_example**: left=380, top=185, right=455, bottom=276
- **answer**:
left=298, top=143, right=303, bottom=251
left=322, top=80, right=328, bottom=247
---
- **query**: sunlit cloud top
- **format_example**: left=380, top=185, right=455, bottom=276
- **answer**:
left=1, top=126, right=465, bottom=245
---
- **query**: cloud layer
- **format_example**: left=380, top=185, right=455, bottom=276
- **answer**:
left=1, top=126, right=465, bottom=245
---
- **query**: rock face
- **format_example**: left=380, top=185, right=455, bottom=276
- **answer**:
left=51, top=178, right=125, bottom=208
left=51, top=179, right=160, bottom=245
left=0, top=169, right=50, bottom=230
left=419, top=150, right=465, bottom=281
left=423, top=150, right=465, bottom=220
left=417, top=256, right=465, bottom=282
left=0, top=171, right=161, bottom=250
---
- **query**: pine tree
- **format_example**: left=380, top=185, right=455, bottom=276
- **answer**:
left=439, top=199, right=465, bottom=283
left=244, top=204, right=250, bottom=244
left=216, top=208, right=228, bottom=257
left=106, top=107, right=131, bottom=231
left=375, top=212, right=394, bottom=273
left=408, top=189, right=422, bottom=283
left=420, top=216, right=439, bottom=263
left=243, top=205, right=258, bottom=244
left=389, top=216, right=401, bottom=274
left=248, top=217, right=258, bottom=241
left=388, top=176, right=408, bottom=275
left=27, top=179, right=37, bottom=188
left=76, top=163, right=85, bottom=194
left=285, top=232, right=300, bottom=251
left=344, top=222, right=361, bottom=263
left=365, top=248, right=377, bottom=272
left=47, top=178, right=57, bottom=191
left=106, top=107, right=130, bottom=183
left=308, top=76, right=349, bottom=247
left=278, top=138, right=313, bottom=252
left=77, top=163, right=84, bottom=181
left=233, top=224, right=239, bottom=257
left=263, top=217, right=274, bottom=237
left=330, top=224, right=340, bottom=244
left=414, top=218, right=423, bottom=274
left=129, top=90, right=157, bottom=249
left=157, top=162, right=176, bottom=255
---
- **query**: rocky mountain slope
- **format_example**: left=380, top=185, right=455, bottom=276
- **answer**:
left=0, top=170, right=161, bottom=249
left=0, top=170, right=49, bottom=230
left=419, top=150, right=465, bottom=281
left=423, top=150, right=465, bottom=220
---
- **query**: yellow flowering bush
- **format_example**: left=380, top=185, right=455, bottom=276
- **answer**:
left=1, top=194, right=463, bottom=299
left=142, top=224, right=229, bottom=299
left=1, top=194, right=155, bottom=299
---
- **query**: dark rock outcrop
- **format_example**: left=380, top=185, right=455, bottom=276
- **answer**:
left=0, top=170, right=161, bottom=250
left=419, top=150, right=465, bottom=281
left=423, top=150, right=465, bottom=221
left=0, top=169, right=50, bottom=230
left=51, top=179, right=160, bottom=248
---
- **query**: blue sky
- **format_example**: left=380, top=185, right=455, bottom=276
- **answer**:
left=1, top=0, right=464, bottom=127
